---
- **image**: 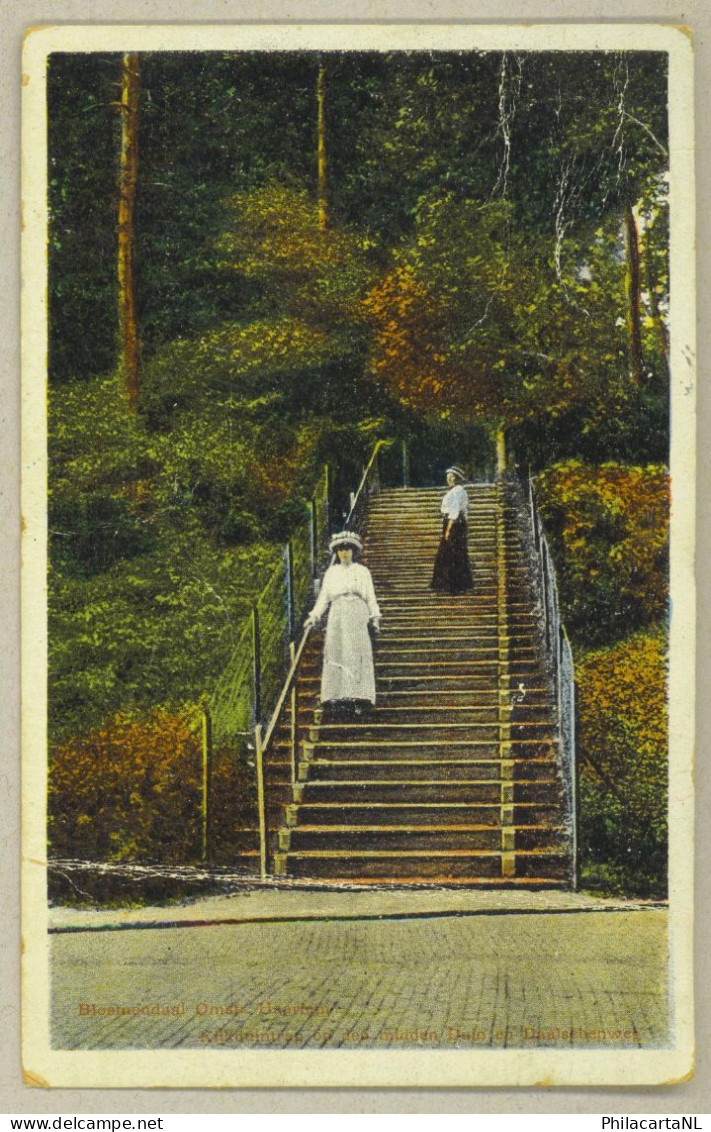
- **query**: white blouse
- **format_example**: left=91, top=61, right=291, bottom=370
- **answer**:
left=308, top=562, right=382, bottom=624
left=441, top=484, right=469, bottom=521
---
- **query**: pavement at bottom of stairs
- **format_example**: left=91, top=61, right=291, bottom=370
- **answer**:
left=48, top=883, right=665, bottom=933
left=49, top=896, right=670, bottom=1056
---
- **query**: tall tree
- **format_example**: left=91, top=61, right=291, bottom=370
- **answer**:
left=317, top=58, right=328, bottom=231
left=623, top=201, right=643, bottom=386
left=47, top=54, right=119, bottom=381
left=118, top=52, right=141, bottom=411
left=639, top=179, right=669, bottom=366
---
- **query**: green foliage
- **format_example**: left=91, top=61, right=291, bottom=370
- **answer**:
left=506, top=53, right=668, bottom=229
left=138, top=316, right=376, bottom=436
left=130, top=52, right=322, bottom=354
left=535, top=460, right=669, bottom=646
left=576, top=627, right=668, bottom=898
left=364, top=196, right=523, bottom=419
left=50, top=491, right=154, bottom=577
left=49, top=50, right=669, bottom=384
left=216, top=183, right=374, bottom=322
left=510, top=382, right=669, bottom=469
left=49, top=519, right=279, bottom=742
left=332, top=53, right=502, bottom=242
left=140, top=318, right=335, bottom=417
left=343, top=51, right=668, bottom=242
left=48, top=356, right=380, bottom=742
left=365, top=183, right=670, bottom=461
left=48, top=372, right=284, bottom=739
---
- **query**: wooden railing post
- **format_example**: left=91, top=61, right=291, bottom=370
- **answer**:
left=311, top=497, right=318, bottom=578
left=402, top=439, right=410, bottom=488
left=496, top=425, right=507, bottom=475
left=372, top=446, right=381, bottom=494
left=539, top=539, right=550, bottom=656
left=289, top=640, right=298, bottom=788
left=255, top=722, right=267, bottom=880
left=286, top=541, right=295, bottom=637
left=251, top=604, right=261, bottom=724
left=200, top=704, right=213, bottom=862
left=568, top=648, right=579, bottom=891
left=528, top=475, right=539, bottom=550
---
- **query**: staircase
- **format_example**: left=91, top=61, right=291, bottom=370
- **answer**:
left=266, top=483, right=574, bottom=887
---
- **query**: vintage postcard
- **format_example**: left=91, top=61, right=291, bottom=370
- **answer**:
left=21, top=22, right=695, bottom=1088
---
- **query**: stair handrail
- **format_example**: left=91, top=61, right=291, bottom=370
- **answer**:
left=343, top=437, right=393, bottom=529
left=508, top=470, right=577, bottom=886
left=254, top=437, right=394, bottom=877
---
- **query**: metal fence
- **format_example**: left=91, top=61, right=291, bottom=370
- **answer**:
left=197, top=465, right=330, bottom=861
left=507, top=472, right=577, bottom=884
left=207, top=615, right=256, bottom=750
left=206, top=464, right=330, bottom=747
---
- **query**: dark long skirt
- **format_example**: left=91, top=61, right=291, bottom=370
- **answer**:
left=431, top=517, right=474, bottom=593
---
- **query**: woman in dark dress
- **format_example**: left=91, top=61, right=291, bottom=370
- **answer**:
left=431, top=465, right=474, bottom=594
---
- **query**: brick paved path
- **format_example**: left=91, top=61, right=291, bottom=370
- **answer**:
left=51, top=908, right=669, bottom=1050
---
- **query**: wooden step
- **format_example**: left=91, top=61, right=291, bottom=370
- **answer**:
left=276, top=847, right=571, bottom=880
left=304, top=736, right=554, bottom=754
left=296, top=779, right=562, bottom=805
left=293, top=680, right=552, bottom=699
left=299, top=720, right=551, bottom=739
left=282, top=824, right=567, bottom=853
left=292, top=801, right=563, bottom=825
left=304, top=758, right=558, bottom=783
left=297, top=674, right=501, bottom=690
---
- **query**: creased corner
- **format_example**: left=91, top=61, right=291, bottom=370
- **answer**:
left=23, top=1068, right=50, bottom=1089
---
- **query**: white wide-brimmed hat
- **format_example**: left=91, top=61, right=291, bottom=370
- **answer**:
left=329, top=530, right=363, bottom=553
left=446, top=465, right=467, bottom=482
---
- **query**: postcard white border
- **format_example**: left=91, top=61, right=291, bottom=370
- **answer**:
left=21, top=21, right=695, bottom=1089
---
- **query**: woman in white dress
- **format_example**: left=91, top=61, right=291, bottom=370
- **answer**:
left=304, top=531, right=381, bottom=717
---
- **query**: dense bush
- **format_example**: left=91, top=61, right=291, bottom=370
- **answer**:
left=49, top=531, right=280, bottom=743
left=576, top=626, right=668, bottom=897
left=49, top=707, right=204, bottom=861
left=49, top=705, right=259, bottom=864
left=535, top=461, right=669, bottom=896
left=536, top=460, right=669, bottom=646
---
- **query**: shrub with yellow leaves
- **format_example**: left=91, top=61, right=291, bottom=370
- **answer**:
left=48, top=704, right=257, bottom=865
left=577, top=626, right=668, bottom=897
left=537, top=460, right=669, bottom=645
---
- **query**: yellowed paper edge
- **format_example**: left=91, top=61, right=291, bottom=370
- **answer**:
left=20, top=20, right=695, bottom=1089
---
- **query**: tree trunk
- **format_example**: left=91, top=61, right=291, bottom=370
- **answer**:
left=642, top=222, right=669, bottom=365
left=317, top=59, right=327, bottom=231
left=623, top=201, right=643, bottom=387
left=118, top=52, right=140, bottom=411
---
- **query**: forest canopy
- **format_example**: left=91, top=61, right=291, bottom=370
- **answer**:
left=48, top=48, right=670, bottom=894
